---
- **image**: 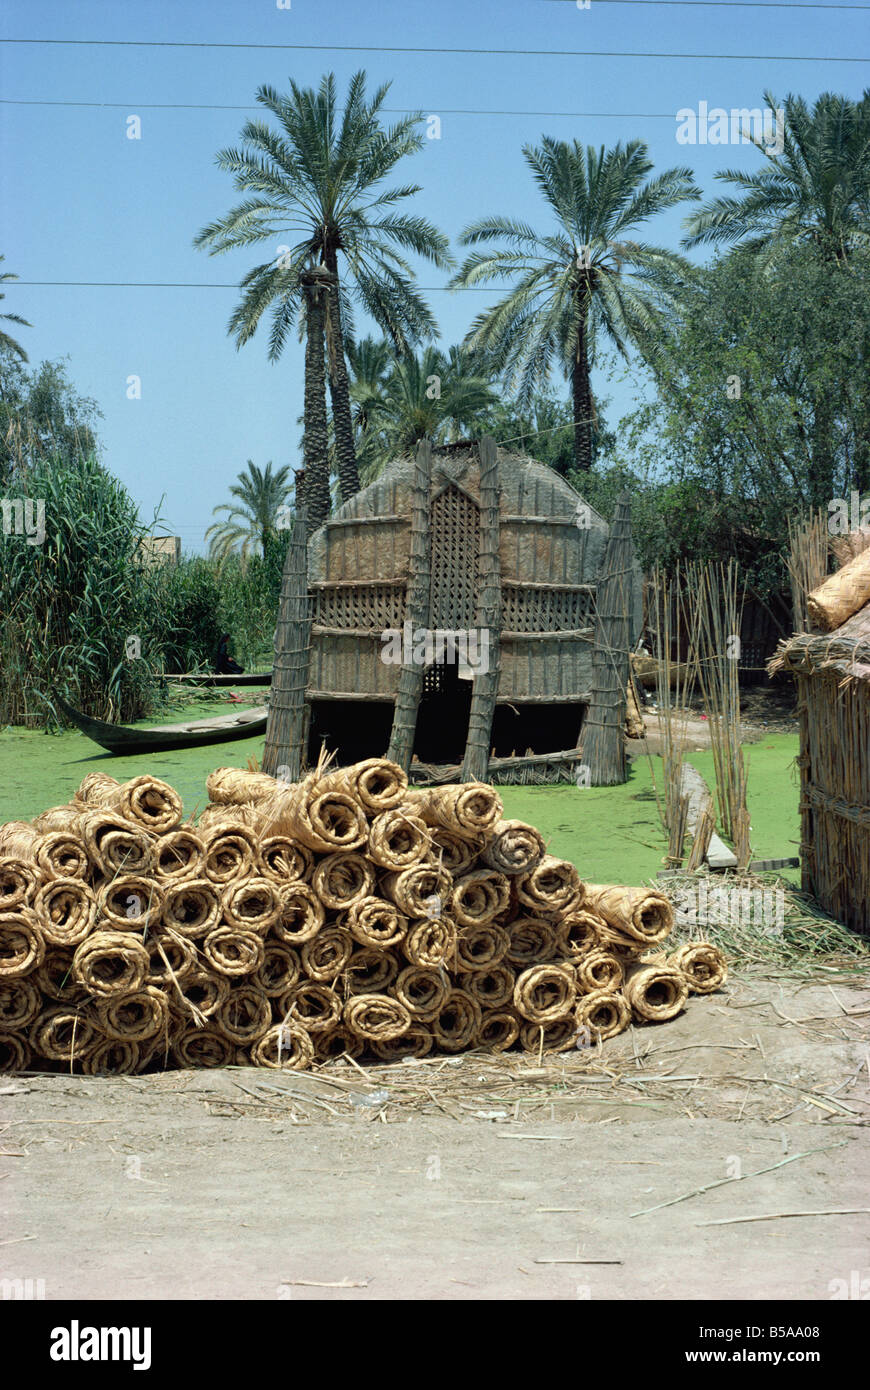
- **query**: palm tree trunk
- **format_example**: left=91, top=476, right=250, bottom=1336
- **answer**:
left=387, top=439, right=432, bottom=771
left=263, top=506, right=310, bottom=781
left=572, top=316, right=594, bottom=472
left=461, top=435, right=502, bottom=783
left=323, top=250, right=361, bottom=503
left=300, top=269, right=332, bottom=536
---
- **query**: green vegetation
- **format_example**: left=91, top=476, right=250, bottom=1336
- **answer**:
left=205, top=460, right=292, bottom=563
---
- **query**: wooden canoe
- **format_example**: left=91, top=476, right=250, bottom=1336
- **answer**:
left=160, top=672, right=272, bottom=687
left=54, top=693, right=268, bottom=755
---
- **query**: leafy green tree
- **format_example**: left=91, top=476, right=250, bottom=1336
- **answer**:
left=683, top=89, right=870, bottom=266
left=205, top=460, right=293, bottom=562
left=0, top=349, right=101, bottom=486
left=451, top=138, right=699, bottom=471
left=194, top=70, right=451, bottom=506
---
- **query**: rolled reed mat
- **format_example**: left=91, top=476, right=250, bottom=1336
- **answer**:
left=311, top=852, right=375, bottom=910
left=623, top=962, right=688, bottom=1022
left=519, top=1016, right=577, bottom=1055
left=161, top=879, right=221, bottom=939
left=153, top=829, right=205, bottom=884
left=478, top=1009, right=521, bottom=1051
left=83, top=773, right=183, bottom=834
left=402, top=915, right=457, bottom=969
left=96, top=876, right=164, bottom=933
left=173, top=1026, right=236, bottom=1069
left=73, top=931, right=150, bottom=997
left=206, top=766, right=283, bottom=804
left=344, top=993, right=412, bottom=1042
left=313, top=1025, right=366, bottom=1062
left=35, top=948, right=84, bottom=1004
left=33, top=878, right=97, bottom=947
left=392, top=966, right=450, bottom=1021
left=460, top=963, right=515, bottom=1011
left=259, top=835, right=314, bottom=884
left=381, top=863, right=452, bottom=919
left=171, top=967, right=230, bottom=1021
left=513, top=963, right=576, bottom=1023
left=314, top=757, right=408, bottom=813
left=79, top=810, right=153, bottom=877
left=196, top=801, right=263, bottom=831
left=257, top=777, right=368, bottom=853
left=405, top=783, right=503, bottom=836
left=429, top=827, right=482, bottom=876
left=250, top=1022, right=314, bottom=1071
left=582, top=884, right=674, bottom=948
left=505, top=916, right=557, bottom=967
left=574, top=948, right=625, bottom=995
left=254, top=941, right=301, bottom=998
left=83, top=1039, right=140, bottom=1075
left=203, top=925, right=265, bottom=978
left=0, top=821, right=36, bottom=853
left=0, top=910, right=45, bottom=978
left=370, top=1026, right=433, bottom=1062
left=431, top=989, right=482, bottom=1052
left=480, top=819, right=546, bottom=876
left=30, top=1007, right=96, bottom=1062
left=220, top=877, right=282, bottom=934
left=274, top=882, right=325, bottom=945
left=668, top=941, right=728, bottom=994
left=0, top=977, right=41, bottom=1030
left=202, top=824, right=259, bottom=885
left=216, top=986, right=272, bottom=1046
left=806, top=544, right=870, bottom=630
left=144, top=930, right=197, bottom=987
left=557, top=910, right=603, bottom=961
left=0, top=1032, right=30, bottom=1072
left=455, top=922, right=511, bottom=973
left=37, top=831, right=91, bottom=882
left=342, top=946, right=399, bottom=995
left=516, top=856, right=583, bottom=915
left=0, top=857, right=38, bottom=912
left=97, top=985, right=169, bottom=1042
left=450, top=868, right=510, bottom=927
left=345, top=896, right=407, bottom=950
left=301, top=924, right=354, bottom=982
left=279, top=981, right=342, bottom=1034
left=575, top=988, right=631, bottom=1042
left=32, top=803, right=81, bottom=833
left=74, top=771, right=119, bottom=804
left=367, top=807, right=431, bottom=871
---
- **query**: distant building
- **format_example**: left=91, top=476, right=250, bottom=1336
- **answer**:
left=139, top=535, right=181, bottom=566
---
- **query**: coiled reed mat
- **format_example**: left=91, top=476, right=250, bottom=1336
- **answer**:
left=0, top=761, right=727, bottom=1073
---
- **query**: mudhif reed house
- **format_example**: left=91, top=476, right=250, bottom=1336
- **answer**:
left=264, top=437, right=643, bottom=786
left=770, top=534, right=870, bottom=934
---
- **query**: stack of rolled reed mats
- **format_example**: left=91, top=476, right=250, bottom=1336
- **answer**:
left=0, top=757, right=727, bottom=1074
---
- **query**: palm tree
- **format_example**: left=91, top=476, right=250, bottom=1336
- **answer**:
left=194, top=70, right=452, bottom=505
left=206, top=460, right=293, bottom=562
left=683, top=90, right=870, bottom=266
left=350, top=344, right=499, bottom=481
left=0, top=258, right=31, bottom=362
left=451, top=138, right=699, bottom=471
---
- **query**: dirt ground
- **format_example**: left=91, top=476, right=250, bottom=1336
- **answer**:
left=2, top=971, right=868, bottom=1302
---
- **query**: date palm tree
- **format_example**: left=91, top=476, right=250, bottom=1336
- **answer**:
left=206, top=459, right=293, bottom=563
left=683, top=90, right=870, bottom=266
left=350, top=344, right=499, bottom=482
left=194, top=70, right=451, bottom=507
left=0, top=259, right=31, bottom=362
left=451, top=138, right=699, bottom=471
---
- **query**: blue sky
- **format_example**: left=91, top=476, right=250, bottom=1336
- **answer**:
left=1, top=0, right=865, bottom=550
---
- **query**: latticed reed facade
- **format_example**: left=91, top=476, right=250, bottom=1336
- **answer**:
left=305, top=445, right=642, bottom=765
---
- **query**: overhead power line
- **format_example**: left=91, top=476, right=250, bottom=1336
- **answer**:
left=11, top=280, right=496, bottom=291
left=0, top=99, right=690, bottom=116
left=0, top=37, right=865, bottom=61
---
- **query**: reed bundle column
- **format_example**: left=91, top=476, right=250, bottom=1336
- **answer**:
left=263, top=506, right=311, bottom=781
left=579, top=491, right=633, bottom=786
left=461, top=435, right=502, bottom=784
left=387, top=439, right=433, bottom=772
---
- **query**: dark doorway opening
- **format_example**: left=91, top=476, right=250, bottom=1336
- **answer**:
left=307, top=699, right=394, bottom=767
left=412, top=662, right=472, bottom=764
left=490, top=703, right=584, bottom=757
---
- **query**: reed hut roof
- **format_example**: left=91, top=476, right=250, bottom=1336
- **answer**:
left=771, top=602, right=870, bottom=682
